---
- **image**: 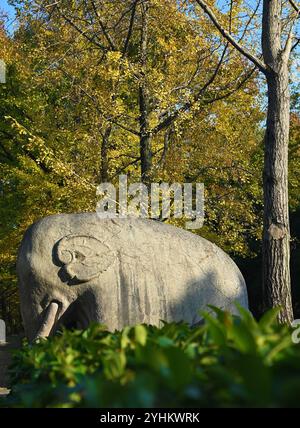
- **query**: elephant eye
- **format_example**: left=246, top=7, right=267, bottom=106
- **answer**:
left=73, top=250, right=85, bottom=261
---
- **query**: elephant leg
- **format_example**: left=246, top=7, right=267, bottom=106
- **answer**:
left=34, top=301, right=59, bottom=341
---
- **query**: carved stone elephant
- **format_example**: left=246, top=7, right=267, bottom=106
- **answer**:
left=17, top=213, right=248, bottom=341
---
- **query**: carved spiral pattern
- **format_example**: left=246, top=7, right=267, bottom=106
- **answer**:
left=56, top=235, right=115, bottom=283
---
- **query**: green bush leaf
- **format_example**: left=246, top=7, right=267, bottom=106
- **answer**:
left=3, top=307, right=300, bottom=408
left=134, top=325, right=148, bottom=346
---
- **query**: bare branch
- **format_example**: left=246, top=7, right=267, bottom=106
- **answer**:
left=194, top=0, right=267, bottom=73
left=229, top=0, right=233, bottom=33
left=170, top=44, right=223, bottom=93
left=282, top=2, right=300, bottom=59
left=158, top=128, right=171, bottom=168
left=123, top=0, right=138, bottom=56
left=205, top=66, right=257, bottom=105
left=289, top=0, right=300, bottom=14
left=282, top=21, right=295, bottom=60
left=57, top=8, right=108, bottom=51
left=292, top=37, right=300, bottom=51
left=238, top=0, right=261, bottom=43
left=112, top=156, right=141, bottom=177
left=90, top=0, right=117, bottom=50
left=151, top=44, right=229, bottom=135
left=59, top=67, right=140, bottom=136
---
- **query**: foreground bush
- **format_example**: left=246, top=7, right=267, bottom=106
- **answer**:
left=2, top=306, right=300, bottom=408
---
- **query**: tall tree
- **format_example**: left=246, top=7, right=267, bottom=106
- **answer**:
left=16, top=0, right=256, bottom=185
left=1, top=1, right=265, bottom=331
left=193, top=0, right=300, bottom=323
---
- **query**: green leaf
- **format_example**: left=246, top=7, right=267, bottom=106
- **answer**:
left=134, top=325, right=147, bottom=346
left=201, top=311, right=227, bottom=346
left=229, top=320, right=257, bottom=354
left=259, top=308, right=281, bottom=330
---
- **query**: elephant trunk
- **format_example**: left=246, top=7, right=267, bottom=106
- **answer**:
left=34, top=301, right=60, bottom=341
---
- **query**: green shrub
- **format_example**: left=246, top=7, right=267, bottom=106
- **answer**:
left=2, top=306, right=300, bottom=408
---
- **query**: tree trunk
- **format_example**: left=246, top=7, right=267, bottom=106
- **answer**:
left=100, top=125, right=111, bottom=183
left=194, top=0, right=295, bottom=323
left=263, top=66, right=293, bottom=323
left=139, top=1, right=152, bottom=185
left=262, top=0, right=293, bottom=323
left=139, top=87, right=152, bottom=185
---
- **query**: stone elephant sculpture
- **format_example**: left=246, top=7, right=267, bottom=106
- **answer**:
left=17, top=213, right=248, bottom=341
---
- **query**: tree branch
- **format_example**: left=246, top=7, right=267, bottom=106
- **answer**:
left=205, top=66, right=257, bottom=105
left=112, top=156, right=141, bottom=177
left=238, top=0, right=261, bottom=43
left=282, top=20, right=295, bottom=60
left=194, top=0, right=267, bottom=73
left=123, top=0, right=138, bottom=56
left=289, top=0, right=300, bottom=14
left=151, top=44, right=228, bottom=135
left=292, top=37, right=300, bottom=51
left=58, top=9, right=108, bottom=51
left=1, top=127, right=51, bottom=173
left=59, top=67, right=140, bottom=136
left=90, top=0, right=117, bottom=50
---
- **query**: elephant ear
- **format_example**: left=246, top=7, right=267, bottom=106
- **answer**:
left=56, top=235, right=115, bottom=283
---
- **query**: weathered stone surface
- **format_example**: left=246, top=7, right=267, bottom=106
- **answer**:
left=17, top=214, right=248, bottom=340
